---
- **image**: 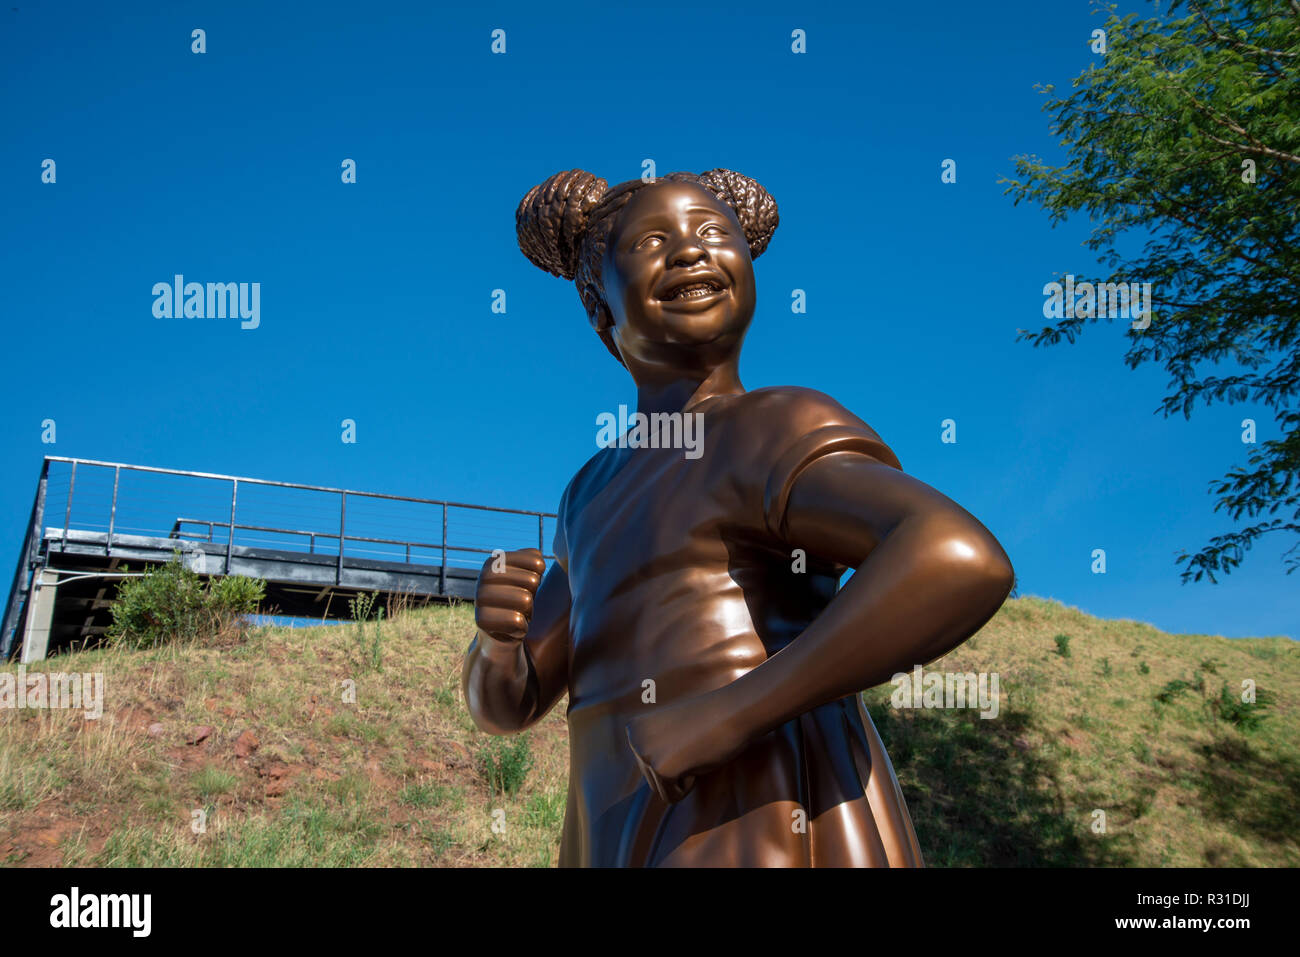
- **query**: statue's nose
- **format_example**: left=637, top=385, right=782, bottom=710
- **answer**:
left=669, top=241, right=708, bottom=268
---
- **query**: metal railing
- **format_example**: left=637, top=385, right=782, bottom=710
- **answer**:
left=167, top=518, right=505, bottom=565
left=3, top=456, right=557, bottom=657
left=1, top=467, right=48, bottom=658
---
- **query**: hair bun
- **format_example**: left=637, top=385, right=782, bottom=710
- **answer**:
left=516, top=169, right=609, bottom=280
left=697, top=168, right=780, bottom=260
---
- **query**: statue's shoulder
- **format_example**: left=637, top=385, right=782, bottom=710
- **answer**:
left=719, top=386, right=901, bottom=471
left=736, top=384, right=855, bottom=414
left=727, top=386, right=875, bottom=436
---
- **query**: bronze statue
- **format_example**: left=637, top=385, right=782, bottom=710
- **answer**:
left=462, top=169, right=1014, bottom=866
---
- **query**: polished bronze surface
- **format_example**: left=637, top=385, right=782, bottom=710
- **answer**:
left=462, top=169, right=1014, bottom=866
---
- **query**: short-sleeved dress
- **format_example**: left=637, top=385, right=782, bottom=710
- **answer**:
left=551, top=386, right=923, bottom=867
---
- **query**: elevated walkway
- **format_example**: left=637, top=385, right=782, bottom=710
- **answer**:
left=3, top=457, right=555, bottom=661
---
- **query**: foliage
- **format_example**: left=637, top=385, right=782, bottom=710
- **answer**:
left=476, top=735, right=533, bottom=797
left=1156, top=676, right=1199, bottom=703
left=1155, top=665, right=1273, bottom=733
left=107, top=553, right=265, bottom=649
left=1003, top=0, right=1300, bottom=581
left=7, top=599, right=1296, bottom=868
left=1211, top=683, right=1276, bottom=731
left=347, top=591, right=384, bottom=672
left=523, top=790, right=565, bottom=830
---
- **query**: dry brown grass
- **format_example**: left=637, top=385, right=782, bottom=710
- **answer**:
left=864, top=596, right=1299, bottom=866
left=1, top=595, right=1294, bottom=867
left=0, top=600, right=567, bottom=867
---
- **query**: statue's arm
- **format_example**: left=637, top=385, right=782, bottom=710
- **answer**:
left=462, top=557, right=571, bottom=735
left=734, top=452, right=1014, bottom=717
left=627, top=451, right=1013, bottom=802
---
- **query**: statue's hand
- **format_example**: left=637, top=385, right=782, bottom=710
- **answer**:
left=625, top=694, right=742, bottom=804
left=473, top=548, right=545, bottom=643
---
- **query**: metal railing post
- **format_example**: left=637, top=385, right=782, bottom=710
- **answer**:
left=440, top=504, right=447, bottom=596
left=226, top=479, right=238, bottom=573
left=538, top=514, right=545, bottom=553
left=1, top=461, right=49, bottom=659
left=61, top=461, right=76, bottom=552
left=107, top=466, right=120, bottom=552
left=337, top=492, right=346, bottom=586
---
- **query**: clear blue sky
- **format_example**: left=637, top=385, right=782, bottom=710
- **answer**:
left=2, top=0, right=1295, bottom=639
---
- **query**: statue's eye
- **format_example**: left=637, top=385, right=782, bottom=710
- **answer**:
left=636, top=234, right=664, bottom=250
left=702, top=224, right=727, bottom=238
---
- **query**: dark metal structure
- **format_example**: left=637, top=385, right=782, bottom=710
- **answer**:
left=2, top=456, right=555, bottom=661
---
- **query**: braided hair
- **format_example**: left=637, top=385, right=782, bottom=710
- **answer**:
left=516, top=169, right=779, bottom=330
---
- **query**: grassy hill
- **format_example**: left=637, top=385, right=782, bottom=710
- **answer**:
left=1, top=597, right=1295, bottom=867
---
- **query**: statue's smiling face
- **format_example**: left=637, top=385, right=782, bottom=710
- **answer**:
left=599, top=181, right=756, bottom=364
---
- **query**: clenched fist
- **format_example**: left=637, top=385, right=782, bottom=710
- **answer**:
left=474, top=548, right=545, bottom=642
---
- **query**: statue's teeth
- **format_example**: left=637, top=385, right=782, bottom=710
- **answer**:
left=674, top=283, right=716, bottom=299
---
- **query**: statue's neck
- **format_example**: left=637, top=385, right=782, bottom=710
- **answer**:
left=633, top=362, right=744, bottom=415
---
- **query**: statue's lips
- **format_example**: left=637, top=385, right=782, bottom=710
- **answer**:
left=658, top=281, right=727, bottom=307
left=658, top=270, right=726, bottom=298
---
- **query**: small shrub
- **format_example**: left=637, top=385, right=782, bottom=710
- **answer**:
left=210, top=575, right=266, bottom=617
left=1155, top=678, right=1195, bottom=704
left=1053, top=634, right=1072, bottom=658
left=1098, top=657, right=1112, bottom=677
left=107, top=553, right=264, bottom=649
left=477, top=735, right=533, bottom=796
left=1211, top=685, right=1274, bottom=733
left=348, top=591, right=384, bottom=672
left=1138, top=661, right=1151, bottom=675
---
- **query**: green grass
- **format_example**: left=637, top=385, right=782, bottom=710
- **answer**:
left=476, top=735, right=534, bottom=797
left=0, top=600, right=567, bottom=867
left=192, top=766, right=238, bottom=798
left=1, top=595, right=1295, bottom=867
left=863, top=596, right=1298, bottom=867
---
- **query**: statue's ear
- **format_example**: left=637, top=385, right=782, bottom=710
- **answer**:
left=586, top=297, right=627, bottom=368
left=596, top=325, right=626, bottom=367
left=595, top=317, right=626, bottom=369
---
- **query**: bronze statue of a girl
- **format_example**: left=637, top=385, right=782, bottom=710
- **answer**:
left=462, top=168, right=1014, bottom=866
